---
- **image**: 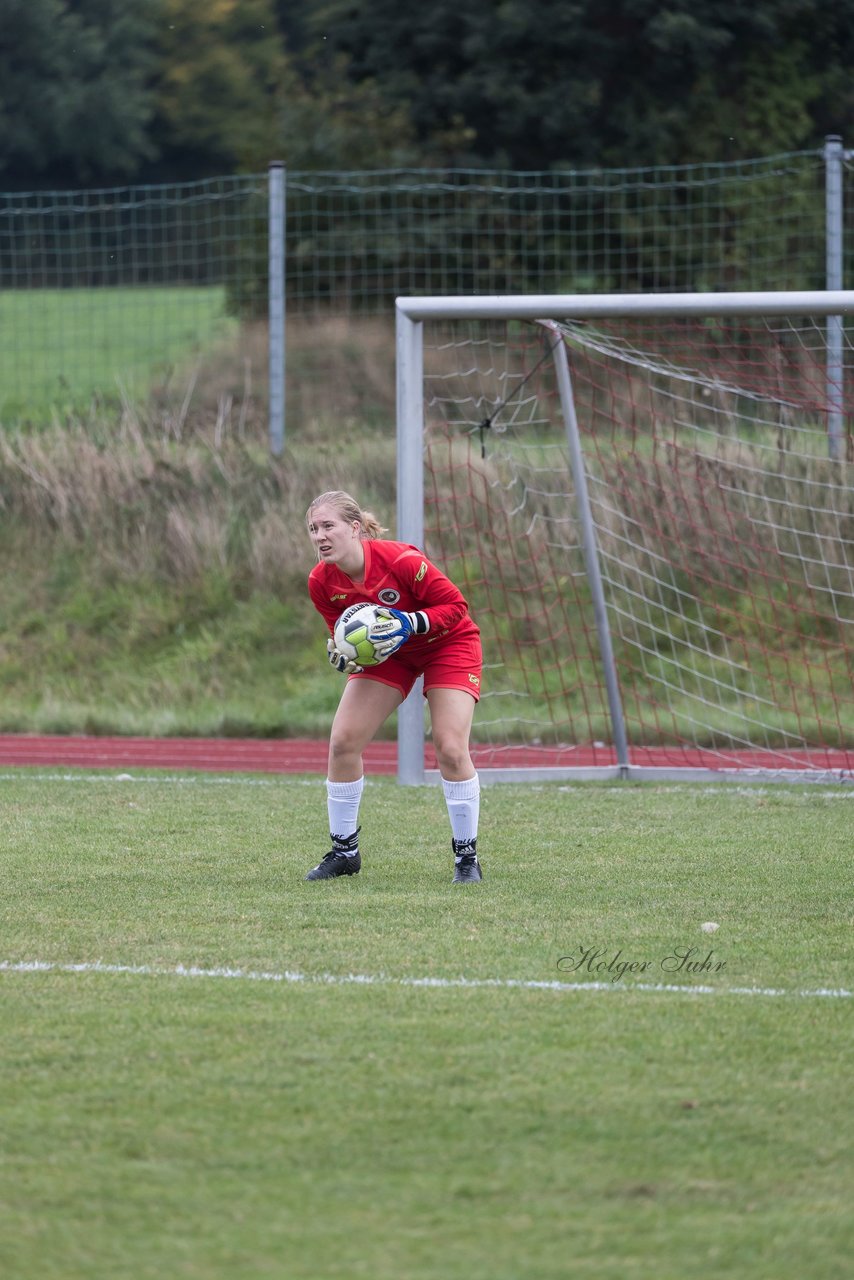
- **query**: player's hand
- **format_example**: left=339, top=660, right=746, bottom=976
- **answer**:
left=370, top=607, right=417, bottom=659
left=384, top=608, right=417, bottom=641
left=327, top=638, right=363, bottom=675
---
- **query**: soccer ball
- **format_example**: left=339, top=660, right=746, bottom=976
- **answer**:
left=333, top=602, right=399, bottom=667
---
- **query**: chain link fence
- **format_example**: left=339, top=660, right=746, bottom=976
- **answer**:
left=0, top=144, right=851, bottom=432
left=0, top=175, right=267, bottom=422
left=286, top=150, right=832, bottom=309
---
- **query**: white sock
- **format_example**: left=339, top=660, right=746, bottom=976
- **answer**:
left=442, top=774, right=480, bottom=849
left=327, top=777, right=364, bottom=854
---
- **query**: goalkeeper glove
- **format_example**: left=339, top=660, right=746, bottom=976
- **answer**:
left=385, top=607, right=429, bottom=641
left=326, top=637, right=363, bottom=675
left=370, top=607, right=429, bottom=659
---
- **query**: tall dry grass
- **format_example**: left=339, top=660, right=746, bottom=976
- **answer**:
left=0, top=317, right=400, bottom=592
left=0, top=312, right=850, bottom=746
left=2, top=311, right=851, bottom=623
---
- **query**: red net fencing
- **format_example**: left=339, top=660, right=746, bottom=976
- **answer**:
left=421, top=316, right=854, bottom=777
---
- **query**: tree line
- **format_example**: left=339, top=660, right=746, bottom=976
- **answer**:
left=1, top=0, right=852, bottom=189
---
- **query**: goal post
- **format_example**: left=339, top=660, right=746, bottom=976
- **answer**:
left=396, top=292, right=854, bottom=785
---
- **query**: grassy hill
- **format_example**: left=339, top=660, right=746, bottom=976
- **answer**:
left=1, top=313, right=851, bottom=748
left=0, top=318, right=399, bottom=737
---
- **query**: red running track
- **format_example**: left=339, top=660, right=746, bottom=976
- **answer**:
left=0, top=735, right=369, bottom=774
left=0, top=734, right=851, bottom=776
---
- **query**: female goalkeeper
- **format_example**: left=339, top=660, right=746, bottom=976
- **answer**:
left=303, top=489, right=483, bottom=884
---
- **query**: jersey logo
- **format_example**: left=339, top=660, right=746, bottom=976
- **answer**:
left=378, top=588, right=401, bottom=605
left=415, top=561, right=428, bottom=582
left=330, top=593, right=348, bottom=602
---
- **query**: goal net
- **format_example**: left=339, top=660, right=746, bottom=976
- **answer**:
left=395, top=294, right=854, bottom=783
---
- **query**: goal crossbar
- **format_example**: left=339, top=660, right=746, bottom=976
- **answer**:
left=397, top=291, right=854, bottom=322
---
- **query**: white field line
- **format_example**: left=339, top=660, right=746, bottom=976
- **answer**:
left=0, top=772, right=853, bottom=800
left=0, top=959, right=850, bottom=1000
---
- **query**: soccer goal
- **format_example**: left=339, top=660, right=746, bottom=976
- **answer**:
left=395, top=292, right=854, bottom=785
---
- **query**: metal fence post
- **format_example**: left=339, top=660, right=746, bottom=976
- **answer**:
left=824, top=135, right=845, bottom=461
left=268, top=161, right=286, bottom=455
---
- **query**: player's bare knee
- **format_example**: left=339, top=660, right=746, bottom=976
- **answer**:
left=432, top=735, right=469, bottom=776
left=329, top=727, right=364, bottom=764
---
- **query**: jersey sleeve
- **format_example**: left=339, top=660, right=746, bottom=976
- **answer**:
left=394, top=548, right=470, bottom=635
left=308, top=571, right=339, bottom=635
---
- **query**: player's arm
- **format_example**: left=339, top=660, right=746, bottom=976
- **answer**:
left=308, top=574, right=363, bottom=673
left=308, top=574, right=340, bottom=635
left=387, top=551, right=470, bottom=637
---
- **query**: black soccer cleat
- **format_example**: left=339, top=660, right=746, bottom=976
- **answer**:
left=305, top=849, right=361, bottom=880
left=305, top=828, right=361, bottom=881
left=452, top=838, right=483, bottom=884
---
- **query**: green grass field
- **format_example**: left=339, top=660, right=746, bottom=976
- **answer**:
left=1, top=770, right=851, bottom=1279
left=0, top=287, right=235, bottom=422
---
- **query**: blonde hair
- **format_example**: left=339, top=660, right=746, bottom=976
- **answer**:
left=306, top=490, right=388, bottom=539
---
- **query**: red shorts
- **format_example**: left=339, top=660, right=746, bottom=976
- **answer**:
left=351, top=632, right=482, bottom=701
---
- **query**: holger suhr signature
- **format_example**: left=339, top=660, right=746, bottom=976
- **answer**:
left=557, top=944, right=726, bottom=983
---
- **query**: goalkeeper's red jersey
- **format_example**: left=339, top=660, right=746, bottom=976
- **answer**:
left=308, top=539, right=479, bottom=656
